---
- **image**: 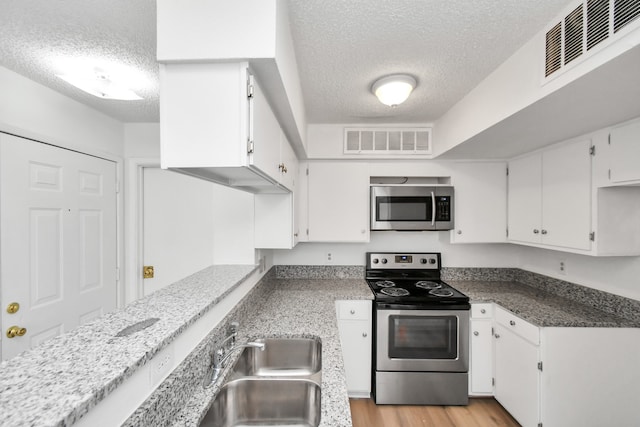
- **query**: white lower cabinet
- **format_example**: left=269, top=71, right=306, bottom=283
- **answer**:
left=469, top=303, right=493, bottom=395
left=486, top=305, right=640, bottom=427
left=335, top=300, right=372, bottom=397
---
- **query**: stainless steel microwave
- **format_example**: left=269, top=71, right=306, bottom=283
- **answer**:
left=370, top=186, right=454, bottom=231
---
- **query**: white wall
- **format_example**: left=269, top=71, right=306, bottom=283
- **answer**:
left=0, top=66, right=123, bottom=156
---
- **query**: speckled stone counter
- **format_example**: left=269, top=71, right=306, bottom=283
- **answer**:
left=169, top=278, right=374, bottom=427
left=451, top=280, right=640, bottom=327
left=0, top=264, right=258, bottom=427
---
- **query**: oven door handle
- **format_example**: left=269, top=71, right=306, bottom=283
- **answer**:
left=431, top=190, right=436, bottom=226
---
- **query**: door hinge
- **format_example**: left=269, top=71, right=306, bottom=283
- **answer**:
left=247, top=139, right=254, bottom=154
left=537, top=361, right=543, bottom=371
left=492, top=377, right=495, bottom=386
left=589, top=231, right=595, bottom=242
left=491, top=326, right=494, bottom=336
left=538, top=423, right=543, bottom=427
left=589, top=145, right=596, bottom=156
left=306, top=228, right=309, bottom=236
left=506, top=228, right=509, bottom=237
left=608, top=169, right=611, bottom=180
left=506, top=167, right=509, bottom=176
left=306, top=167, right=309, bottom=176
left=246, top=78, right=254, bottom=99
left=608, top=133, right=611, bottom=145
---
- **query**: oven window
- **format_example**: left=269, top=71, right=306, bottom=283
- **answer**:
left=376, top=196, right=431, bottom=221
left=388, top=315, right=458, bottom=359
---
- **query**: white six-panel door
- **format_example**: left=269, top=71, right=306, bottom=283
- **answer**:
left=0, top=133, right=117, bottom=360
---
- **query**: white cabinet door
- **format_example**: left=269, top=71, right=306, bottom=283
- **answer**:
left=469, top=318, right=493, bottom=395
left=451, top=162, right=507, bottom=243
left=609, top=119, right=640, bottom=184
left=250, top=78, right=281, bottom=183
left=307, top=162, right=369, bottom=242
left=541, top=140, right=591, bottom=250
left=254, top=193, right=294, bottom=249
left=335, top=300, right=372, bottom=397
left=508, top=154, right=542, bottom=244
left=494, top=323, right=540, bottom=427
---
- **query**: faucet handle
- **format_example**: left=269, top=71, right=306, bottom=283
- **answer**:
left=213, top=347, right=225, bottom=366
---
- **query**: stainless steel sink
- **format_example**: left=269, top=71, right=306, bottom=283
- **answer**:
left=199, top=378, right=321, bottom=427
left=230, top=337, right=321, bottom=383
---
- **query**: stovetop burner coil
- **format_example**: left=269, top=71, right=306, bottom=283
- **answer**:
left=415, top=281, right=442, bottom=290
left=380, top=287, right=410, bottom=297
left=375, top=280, right=396, bottom=288
left=429, top=288, right=454, bottom=297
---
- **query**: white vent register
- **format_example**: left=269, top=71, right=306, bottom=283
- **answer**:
left=344, top=127, right=432, bottom=155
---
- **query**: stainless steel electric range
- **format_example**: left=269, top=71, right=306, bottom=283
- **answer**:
left=366, top=252, right=470, bottom=405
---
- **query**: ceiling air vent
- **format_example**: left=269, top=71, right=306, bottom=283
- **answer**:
left=344, top=128, right=432, bottom=155
left=544, top=0, right=640, bottom=78
left=614, top=0, right=640, bottom=32
left=565, top=5, right=585, bottom=64
left=587, top=0, right=610, bottom=50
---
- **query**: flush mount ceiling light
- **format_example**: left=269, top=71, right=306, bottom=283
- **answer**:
left=371, top=74, right=417, bottom=107
left=57, top=68, right=143, bottom=101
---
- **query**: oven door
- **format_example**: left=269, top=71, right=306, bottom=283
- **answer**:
left=376, top=308, right=469, bottom=372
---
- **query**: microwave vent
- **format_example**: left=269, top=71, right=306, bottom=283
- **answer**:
left=544, top=0, right=640, bottom=78
left=344, top=127, right=432, bottom=155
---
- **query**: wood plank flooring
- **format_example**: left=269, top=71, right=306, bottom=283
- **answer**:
left=350, top=398, right=520, bottom=427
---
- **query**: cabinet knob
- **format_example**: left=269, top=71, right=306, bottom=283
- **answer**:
left=494, top=333, right=500, bottom=339
left=480, top=308, right=486, bottom=314
left=541, top=229, right=548, bottom=235
left=350, top=309, right=356, bottom=315
left=473, top=331, right=479, bottom=336
left=457, top=230, right=462, bottom=235
left=533, top=229, right=540, bottom=234
left=361, top=229, right=366, bottom=234
left=362, top=332, right=368, bottom=338
left=509, top=320, right=516, bottom=326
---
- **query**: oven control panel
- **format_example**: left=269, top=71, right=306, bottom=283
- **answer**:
left=367, top=252, right=440, bottom=269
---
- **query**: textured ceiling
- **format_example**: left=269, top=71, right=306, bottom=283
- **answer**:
left=0, top=0, right=573, bottom=124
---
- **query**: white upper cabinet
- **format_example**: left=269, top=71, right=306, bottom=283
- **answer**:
left=451, top=162, right=507, bottom=243
left=160, top=62, right=294, bottom=193
left=608, top=118, right=640, bottom=184
left=508, top=139, right=592, bottom=251
left=307, top=162, right=369, bottom=242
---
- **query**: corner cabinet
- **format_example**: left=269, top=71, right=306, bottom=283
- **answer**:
left=335, top=300, right=372, bottom=397
left=450, top=162, right=507, bottom=243
left=307, top=162, right=369, bottom=242
left=159, top=62, right=294, bottom=193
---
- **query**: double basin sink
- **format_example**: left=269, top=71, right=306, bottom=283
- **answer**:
left=200, top=337, right=322, bottom=427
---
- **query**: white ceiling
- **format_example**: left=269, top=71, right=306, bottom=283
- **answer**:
left=0, top=0, right=573, bottom=124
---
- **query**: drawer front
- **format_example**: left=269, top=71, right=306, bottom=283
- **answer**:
left=337, top=300, right=371, bottom=320
left=495, top=306, right=539, bottom=345
left=471, top=303, right=493, bottom=319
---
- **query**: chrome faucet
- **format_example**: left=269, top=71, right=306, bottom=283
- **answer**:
left=208, top=341, right=266, bottom=386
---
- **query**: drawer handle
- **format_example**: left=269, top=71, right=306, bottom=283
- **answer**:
left=362, top=332, right=368, bottom=338
left=509, top=320, right=516, bottom=326
left=350, top=309, right=356, bottom=315
left=480, top=309, right=486, bottom=314
left=473, top=331, right=479, bottom=336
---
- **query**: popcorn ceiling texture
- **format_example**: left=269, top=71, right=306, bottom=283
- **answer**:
left=0, top=0, right=572, bottom=123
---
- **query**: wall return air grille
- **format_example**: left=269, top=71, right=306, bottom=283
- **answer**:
left=545, top=0, right=640, bottom=78
left=344, top=127, right=432, bottom=155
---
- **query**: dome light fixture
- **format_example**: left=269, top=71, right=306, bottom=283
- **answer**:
left=57, top=68, right=143, bottom=101
left=371, top=74, right=416, bottom=107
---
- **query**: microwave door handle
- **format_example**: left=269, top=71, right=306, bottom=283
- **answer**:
left=430, top=191, right=436, bottom=226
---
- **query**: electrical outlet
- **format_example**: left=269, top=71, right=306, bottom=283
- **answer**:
left=149, top=345, right=174, bottom=386
left=559, top=260, right=567, bottom=276
left=325, top=252, right=333, bottom=264
left=259, top=255, right=266, bottom=273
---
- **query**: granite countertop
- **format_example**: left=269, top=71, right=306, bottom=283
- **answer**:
left=170, top=278, right=374, bottom=427
left=450, top=280, right=639, bottom=327
left=0, top=265, right=258, bottom=427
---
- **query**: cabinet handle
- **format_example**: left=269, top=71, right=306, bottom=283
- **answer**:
left=480, top=308, right=486, bottom=314
left=362, top=332, right=368, bottom=338
left=509, top=320, right=516, bottom=326
left=278, top=163, right=287, bottom=173
left=350, top=309, right=355, bottom=315
left=473, top=331, right=479, bottom=336
left=494, top=333, right=500, bottom=339
left=457, top=230, right=462, bottom=235
left=533, top=229, right=540, bottom=234
left=541, top=229, right=548, bottom=235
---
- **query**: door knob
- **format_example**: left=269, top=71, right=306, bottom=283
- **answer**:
left=6, top=326, right=27, bottom=338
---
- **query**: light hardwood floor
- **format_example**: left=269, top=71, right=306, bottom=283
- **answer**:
left=349, top=398, right=520, bottom=427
